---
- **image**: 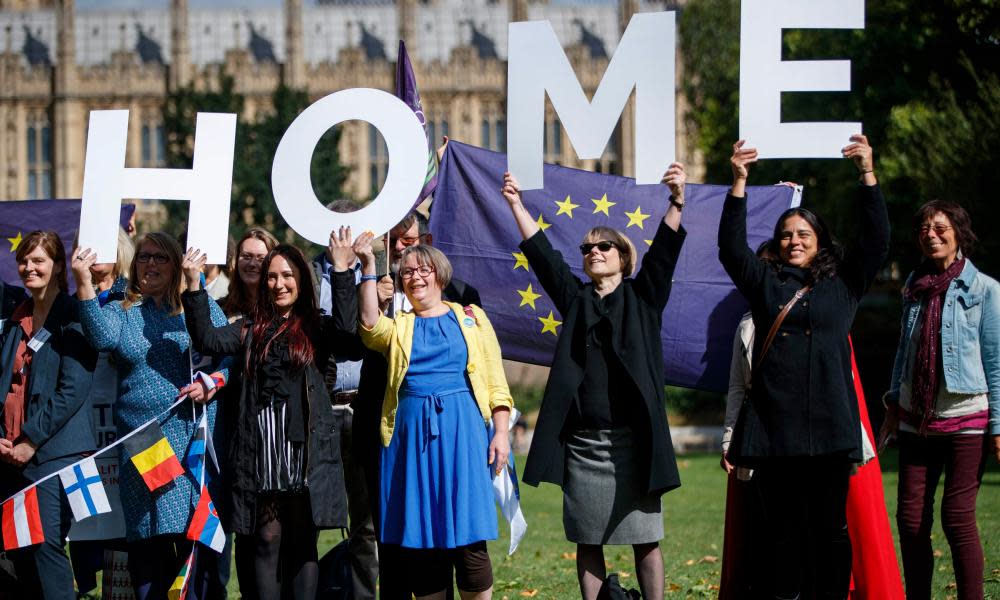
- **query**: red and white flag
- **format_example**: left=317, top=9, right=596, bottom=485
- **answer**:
left=2, top=486, right=45, bottom=550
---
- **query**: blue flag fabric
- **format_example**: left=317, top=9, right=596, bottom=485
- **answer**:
left=429, top=142, right=799, bottom=392
left=0, top=199, right=135, bottom=291
left=395, top=39, right=437, bottom=207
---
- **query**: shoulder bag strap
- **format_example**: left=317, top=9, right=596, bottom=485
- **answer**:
left=749, top=285, right=811, bottom=383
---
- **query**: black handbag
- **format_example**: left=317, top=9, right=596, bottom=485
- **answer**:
left=727, top=286, right=811, bottom=467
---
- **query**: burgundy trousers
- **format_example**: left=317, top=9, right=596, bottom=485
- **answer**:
left=896, top=431, right=988, bottom=600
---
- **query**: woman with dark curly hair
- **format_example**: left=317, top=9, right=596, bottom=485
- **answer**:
left=718, top=135, right=890, bottom=599
left=880, top=200, right=999, bottom=600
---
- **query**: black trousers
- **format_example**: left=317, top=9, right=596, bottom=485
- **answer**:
left=756, top=457, right=853, bottom=600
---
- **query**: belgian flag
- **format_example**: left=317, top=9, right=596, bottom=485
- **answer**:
left=123, top=421, right=184, bottom=492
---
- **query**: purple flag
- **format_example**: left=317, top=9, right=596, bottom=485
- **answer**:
left=395, top=39, right=437, bottom=207
left=429, top=142, right=800, bottom=392
left=0, top=199, right=135, bottom=291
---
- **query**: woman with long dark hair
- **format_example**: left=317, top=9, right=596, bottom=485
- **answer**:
left=881, top=200, right=999, bottom=600
left=181, top=242, right=353, bottom=598
left=72, top=232, right=229, bottom=599
left=718, top=135, right=890, bottom=599
left=0, top=231, right=95, bottom=600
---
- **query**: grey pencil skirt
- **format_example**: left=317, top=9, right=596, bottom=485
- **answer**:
left=562, top=427, right=664, bottom=545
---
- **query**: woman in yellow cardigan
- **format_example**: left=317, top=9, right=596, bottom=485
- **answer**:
left=347, top=228, right=512, bottom=600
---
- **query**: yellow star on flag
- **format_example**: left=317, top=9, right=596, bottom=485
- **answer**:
left=554, top=195, right=579, bottom=218
left=624, top=206, right=651, bottom=229
left=591, top=194, right=616, bottom=216
left=516, top=283, right=542, bottom=310
left=512, top=251, right=530, bottom=271
left=7, top=231, right=22, bottom=252
left=538, top=310, right=562, bottom=336
left=644, top=239, right=653, bottom=247
left=535, top=213, right=551, bottom=232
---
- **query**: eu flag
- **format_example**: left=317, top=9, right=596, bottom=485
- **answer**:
left=429, top=142, right=799, bottom=392
left=0, top=199, right=134, bottom=291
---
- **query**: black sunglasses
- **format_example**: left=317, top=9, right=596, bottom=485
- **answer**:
left=579, top=241, right=618, bottom=255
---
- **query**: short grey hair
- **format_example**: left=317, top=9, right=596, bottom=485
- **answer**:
left=396, top=245, right=453, bottom=290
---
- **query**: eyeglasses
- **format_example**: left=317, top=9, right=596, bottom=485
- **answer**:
left=400, top=266, right=435, bottom=280
left=396, top=234, right=427, bottom=248
left=135, top=252, right=170, bottom=265
left=238, top=252, right=267, bottom=264
left=579, top=241, right=618, bottom=255
left=916, top=224, right=953, bottom=237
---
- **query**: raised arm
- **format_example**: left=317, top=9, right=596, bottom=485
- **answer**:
left=350, top=229, right=382, bottom=331
left=181, top=289, right=243, bottom=356
left=502, top=172, right=583, bottom=314
left=633, top=163, right=688, bottom=310
left=839, top=135, right=890, bottom=298
left=502, top=171, right=541, bottom=240
left=718, top=141, right=768, bottom=297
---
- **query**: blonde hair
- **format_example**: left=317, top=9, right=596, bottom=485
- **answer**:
left=395, top=245, right=453, bottom=290
left=582, top=226, right=637, bottom=277
left=124, top=232, right=184, bottom=314
left=112, top=228, right=135, bottom=280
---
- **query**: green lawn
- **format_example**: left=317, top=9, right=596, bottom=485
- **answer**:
left=308, top=451, right=999, bottom=599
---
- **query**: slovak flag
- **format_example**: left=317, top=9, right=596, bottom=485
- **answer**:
left=58, top=457, right=112, bottom=523
left=186, top=484, right=225, bottom=553
left=1, top=486, right=44, bottom=550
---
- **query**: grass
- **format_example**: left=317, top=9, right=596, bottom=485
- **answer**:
left=310, top=451, right=998, bottom=599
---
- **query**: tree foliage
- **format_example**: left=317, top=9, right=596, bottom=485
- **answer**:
left=162, top=77, right=350, bottom=246
left=679, top=0, right=1000, bottom=274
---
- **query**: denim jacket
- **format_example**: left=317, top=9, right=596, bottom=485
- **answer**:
left=887, top=259, right=1000, bottom=434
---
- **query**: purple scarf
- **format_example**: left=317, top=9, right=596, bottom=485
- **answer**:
left=905, top=257, right=965, bottom=432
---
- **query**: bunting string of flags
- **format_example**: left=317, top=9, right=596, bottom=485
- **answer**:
left=0, top=393, right=189, bottom=550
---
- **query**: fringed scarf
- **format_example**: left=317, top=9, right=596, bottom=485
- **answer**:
left=905, top=257, right=965, bottom=433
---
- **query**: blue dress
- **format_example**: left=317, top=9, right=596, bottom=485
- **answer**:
left=79, top=296, right=229, bottom=541
left=380, top=312, right=498, bottom=549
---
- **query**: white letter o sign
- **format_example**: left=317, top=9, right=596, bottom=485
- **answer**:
left=271, top=88, right=428, bottom=244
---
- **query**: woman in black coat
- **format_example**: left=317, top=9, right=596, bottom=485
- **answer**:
left=0, top=230, right=95, bottom=600
left=181, top=243, right=355, bottom=599
left=718, top=135, right=889, bottom=599
left=501, top=164, right=686, bottom=600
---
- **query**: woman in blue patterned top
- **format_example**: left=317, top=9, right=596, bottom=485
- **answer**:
left=72, top=232, right=230, bottom=600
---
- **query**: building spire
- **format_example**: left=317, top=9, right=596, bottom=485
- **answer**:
left=170, top=0, right=190, bottom=89
left=284, top=0, right=304, bottom=88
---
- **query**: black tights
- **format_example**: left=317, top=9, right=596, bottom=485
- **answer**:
left=253, top=492, right=319, bottom=600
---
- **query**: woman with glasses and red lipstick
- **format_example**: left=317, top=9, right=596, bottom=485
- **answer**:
left=880, top=200, right=999, bottom=600
left=719, top=135, right=890, bottom=599
left=500, top=164, right=687, bottom=600
left=180, top=242, right=354, bottom=599
left=349, top=228, right=513, bottom=600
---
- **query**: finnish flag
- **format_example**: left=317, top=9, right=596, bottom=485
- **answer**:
left=58, top=457, right=112, bottom=522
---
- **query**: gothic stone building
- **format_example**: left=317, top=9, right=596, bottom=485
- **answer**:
left=0, top=0, right=691, bottom=230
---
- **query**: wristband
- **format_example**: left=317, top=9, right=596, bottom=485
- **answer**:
left=360, top=274, right=379, bottom=283
left=861, top=169, right=873, bottom=174
left=669, top=196, right=685, bottom=209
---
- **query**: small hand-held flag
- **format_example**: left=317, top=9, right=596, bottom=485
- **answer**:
left=395, top=39, right=437, bottom=209
left=58, top=456, right=112, bottom=522
left=186, top=484, right=225, bottom=553
left=168, top=546, right=196, bottom=600
left=1, top=486, right=44, bottom=550
left=122, top=421, right=184, bottom=492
